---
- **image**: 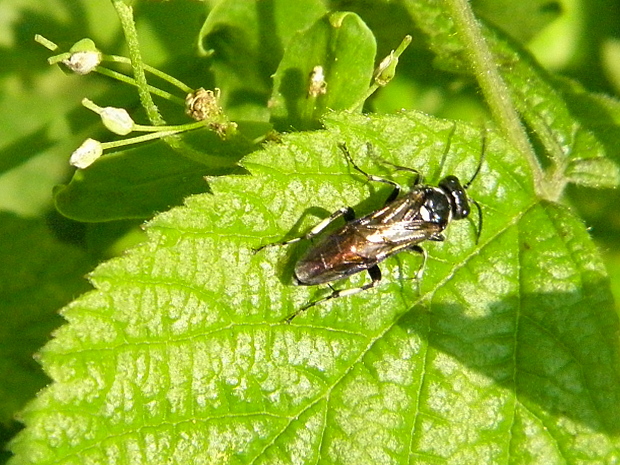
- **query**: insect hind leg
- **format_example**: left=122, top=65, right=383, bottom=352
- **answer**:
left=254, top=206, right=355, bottom=253
left=284, top=265, right=382, bottom=323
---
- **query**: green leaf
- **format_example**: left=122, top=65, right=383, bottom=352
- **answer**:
left=552, top=77, right=620, bottom=188
left=198, top=0, right=327, bottom=121
left=10, top=111, right=620, bottom=464
left=0, top=213, right=92, bottom=460
left=269, top=12, right=376, bottom=130
left=566, top=156, right=620, bottom=188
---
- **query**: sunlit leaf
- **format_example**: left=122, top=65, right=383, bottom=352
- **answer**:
left=9, top=111, right=620, bottom=464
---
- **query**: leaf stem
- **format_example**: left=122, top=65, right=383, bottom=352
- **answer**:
left=100, top=129, right=192, bottom=150
left=444, top=0, right=544, bottom=193
left=94, top=66, right=185, bottom=105
left=104, top=54, right=193, bottom=94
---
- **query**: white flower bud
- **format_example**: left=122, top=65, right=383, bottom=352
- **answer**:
left=70, top=138, right=103, bottom=169
left=100, top=107, right=134, bottom=135
left=63, top=50, right=101, bottom=75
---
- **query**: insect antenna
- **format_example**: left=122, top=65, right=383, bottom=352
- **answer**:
left=434, top=123, right=458, bottom=181
left=464, top=128, right=486, bottom=189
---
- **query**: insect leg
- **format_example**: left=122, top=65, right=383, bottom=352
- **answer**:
left=338, top=143, right=402, bottom=204
left=408, top=245, right=428, bottom=280
left=364, top=143, right=422, bottom=186
left=284, top=265, right=382, bottom=323
left=254, top=206, right=355, bottom=253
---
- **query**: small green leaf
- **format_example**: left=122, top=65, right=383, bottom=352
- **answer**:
left=566, top=155, right=620, bottom=188
left=269, top=12, right=376, bottom=130
left=10, top=111, right=620, bottom=464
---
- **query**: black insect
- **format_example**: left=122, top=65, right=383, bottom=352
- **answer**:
left=256, top=137, right=484, bottom=321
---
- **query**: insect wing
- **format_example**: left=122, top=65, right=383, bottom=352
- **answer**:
left=360, top=220, right=442, bottom=250
left=294, top=229, right=380, bottom=285
left=364, top=187, right=426, bottom=224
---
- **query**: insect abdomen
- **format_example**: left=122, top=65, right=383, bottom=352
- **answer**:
left=294, top=232, right=377, bottom=285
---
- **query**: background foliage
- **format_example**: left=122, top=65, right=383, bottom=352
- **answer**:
left=1, top=0, right=620, bottom=464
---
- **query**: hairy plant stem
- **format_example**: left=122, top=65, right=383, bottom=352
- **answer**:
left=443, top=0, right=545, bottom=196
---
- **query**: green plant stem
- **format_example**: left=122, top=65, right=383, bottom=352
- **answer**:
left=112, top=0, right=165, bottom=126
left=34, top=34, right=58, bottom=51
left=112, top=0, right=195, bottom=159
left=443, top=0, right=544, bottom=194
left=100, top=129, right=192, bottom=150
left=352, top=35, right=412, bottom=111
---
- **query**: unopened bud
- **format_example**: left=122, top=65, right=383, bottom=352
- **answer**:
left=374, top=52, right=397, bottom=87
left=100, top=107, right=134, bottom=135
left=70, top=138, right=103, bottom=169
left=63, top=38, right=101, bottom=75
left=63, top=50, right=101, bottom=75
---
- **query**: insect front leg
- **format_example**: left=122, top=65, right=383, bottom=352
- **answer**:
left=338, top=143, right=403, bottom=204
left=253, top=206, right=355, bottom=253
left=470, top=198, right=483, bottom=244
left=284, top=265, right=382, bottom=323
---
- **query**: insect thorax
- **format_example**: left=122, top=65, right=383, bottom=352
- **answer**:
left=418, top=187, right=454, bottom=228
